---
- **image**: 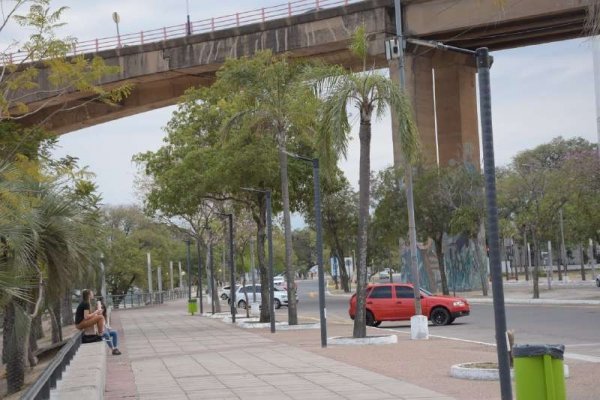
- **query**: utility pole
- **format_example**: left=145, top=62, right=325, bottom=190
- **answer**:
left=185, top=239, right=192, bottom=300
left=593, top=36, right=600, bottom=159
left=391, top=0, right=426, bottom=340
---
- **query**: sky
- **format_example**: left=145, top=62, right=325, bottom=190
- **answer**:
left=3, top=0, right=599, bottom=208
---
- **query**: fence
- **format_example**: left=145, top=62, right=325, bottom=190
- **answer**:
left=107, top=289, right=186, bottom=309
left=4, top=0, right=363, bottom=64
left=20, top=331, right=83, bottom=400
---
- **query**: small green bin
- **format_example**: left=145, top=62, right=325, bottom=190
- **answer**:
left=188, top=298, right=198, bottom=315
left=513, top=344, right=566, bottom=400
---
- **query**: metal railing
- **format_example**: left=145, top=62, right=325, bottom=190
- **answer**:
left=21, top=331, right=83, bottom=400
left=4, top=0, right=362, bottom=64
left=107, top=289, right=186, bottom=309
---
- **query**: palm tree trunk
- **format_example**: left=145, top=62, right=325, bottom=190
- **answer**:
left=434, top=235, right=449, bottom=295
left=32, top=313, right=44, bottom=339
left=4, top=300, right=28, bottom=394
left=353, top=119, right=371, bottom=339
left=61, top=289, right=74, bottom=326
left=278, top=142, right=297, bottom=325
left=256, top=196, right=270, bottom=323
left=50, top=301, right=62, bottom=343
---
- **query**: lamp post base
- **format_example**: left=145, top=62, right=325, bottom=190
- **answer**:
left=410, top=315, right=429, bottom=340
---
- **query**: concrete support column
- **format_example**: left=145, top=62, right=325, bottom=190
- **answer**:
left=432, top=52, right=480, bottom=168
left=389, top=52, right=437, bottom=166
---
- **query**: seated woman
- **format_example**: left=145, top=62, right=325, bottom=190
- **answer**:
left=98, top=297, right=121, bottom=355
left=75, top=289, right=104, bottom=343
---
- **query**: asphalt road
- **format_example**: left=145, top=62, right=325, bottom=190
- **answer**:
left=294, top=279, right=600, bottom=361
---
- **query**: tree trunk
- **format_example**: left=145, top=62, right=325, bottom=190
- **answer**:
left=278, top=142, right=297, bottom=325
left=333, top=233, right=350, bottom=292
left=434, top=235, right=449, bottom=295
left=4, top=300, right=29, bottom=394
left=50, top=300, right=63, bottom=344
left=32, top=313, right=44, bottom=340
left=61, top=289, right=74, bottom=326
left=256, top=195, right=270, bottom=323
left=532, top=233, right=540, bottom=299
left=353, top=119, right=371, bottom=339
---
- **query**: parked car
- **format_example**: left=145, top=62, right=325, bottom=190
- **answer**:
left=379, top=268, right=394, bottom=279
left=230, top=284, right=290, bottom=309
left=348, top=283, right=470, bottom=327
left=273, top=275, right=285, bottom=286
left=219, top=285, right=239, bottom=300
left=596, top=274, right=600, bottom=287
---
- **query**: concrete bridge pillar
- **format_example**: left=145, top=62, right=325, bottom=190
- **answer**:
left=389, top=50, right=480, bottom=169
left=432, top=51, right=480, bottom=168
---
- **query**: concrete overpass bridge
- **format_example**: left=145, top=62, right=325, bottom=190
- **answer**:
left=10, top=0, right=593, bottom=167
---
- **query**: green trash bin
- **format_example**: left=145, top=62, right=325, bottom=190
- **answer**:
left=513, top=344, right=566, bottom=400
left=188, top=298, right=198, bottom=315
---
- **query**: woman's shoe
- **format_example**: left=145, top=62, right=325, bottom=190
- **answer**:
left=112, top=349, right=122, bottom=355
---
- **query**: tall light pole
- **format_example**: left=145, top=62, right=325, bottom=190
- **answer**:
left=241, top=187, right=276, bottom=333
left=112, top=12, right=121, bottom=48
left=219, top=213, right=235, bottom=323
left=196, top=239, right=204, bottom=314
left=390, top=0, right=425, bottom=340
left=185, top=239, right=192, bottom=300
left=284, top=152, right=327, bottom=348
left=397, top=32, right=513, bottom=400
left=593, top=36, right=600, bottom=159
left=185, top=0, right=191, bottom=35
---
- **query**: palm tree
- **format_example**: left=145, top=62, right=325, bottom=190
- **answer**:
left=313, top=26, right=419, bottom=338
left=218, top=51, right=322, bottom=325
left=1, top=166, right=97, bottom=393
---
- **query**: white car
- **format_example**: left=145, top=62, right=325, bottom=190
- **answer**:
left=219, top=285, right=239, bottom=300
left=273, top=275, right=285, bottom=286
left=379, top=268, right=394, bottom=279
left=231, top=284, right=288, bottom=309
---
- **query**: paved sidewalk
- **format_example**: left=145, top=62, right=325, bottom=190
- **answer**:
left=106, top=299, right=454, bottom=400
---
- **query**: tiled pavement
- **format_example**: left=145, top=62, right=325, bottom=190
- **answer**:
left=106, top=300, right=455, bottom=400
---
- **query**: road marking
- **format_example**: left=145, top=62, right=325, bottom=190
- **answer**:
left=564, top=353, right=600, bottom=363
left=378, top=328, right=600, bottom=363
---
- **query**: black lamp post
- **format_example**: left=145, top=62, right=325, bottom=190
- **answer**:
left=219, top=213, right=235, bottom=323
left=185, top=239, right=192, bottom=300
left=285, top=151, right=327, bottom=348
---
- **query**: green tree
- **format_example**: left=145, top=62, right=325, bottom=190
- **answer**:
left=312, top=26, right=419, bottom=338
left=135, top=55, right=316, bottom=324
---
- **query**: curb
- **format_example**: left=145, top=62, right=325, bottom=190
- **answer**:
left=450, top=363, right=570, bottom=381
left=277, top=322, right=320, bottom=330
left=328, top=334, right=397, bottom=346
left=467, top=298, right=600, bottom=306
left=326, top=290, right=352, bottom=297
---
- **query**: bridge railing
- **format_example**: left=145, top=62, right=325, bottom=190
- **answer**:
left=6, top=0, right=363, bottom=64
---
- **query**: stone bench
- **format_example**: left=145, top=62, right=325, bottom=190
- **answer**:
left=49, top=341, right=106, bottom=400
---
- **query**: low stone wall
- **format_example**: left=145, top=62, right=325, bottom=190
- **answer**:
left=50, top=341, right=106, bottom=399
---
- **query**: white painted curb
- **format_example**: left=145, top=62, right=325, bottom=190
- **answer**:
left=237, top=321, right=289, bottom=329
left=277, top=323, right=320, bottom=330
left=202, top=312, right=231, bottom=318
left=450, top=363, right=570, bottom=380
left=328, top=335, right=398, bottom=346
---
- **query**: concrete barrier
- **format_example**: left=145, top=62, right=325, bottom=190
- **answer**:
left=50, top=341, right=106, bottom=400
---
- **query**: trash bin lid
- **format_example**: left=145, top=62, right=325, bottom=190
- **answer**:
left=512, top=344, right=565, bottom=360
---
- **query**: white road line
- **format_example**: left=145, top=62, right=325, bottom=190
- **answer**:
left=377, top=328, right=600, bottom=363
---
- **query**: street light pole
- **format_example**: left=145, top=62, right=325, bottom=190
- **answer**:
left=220, top=213, right=236, bottom=323
left=476, top=47, right=513, bottom=400
left=196, top=239, right=204, bottom=314
left=284, top=152, right=327, bottom=347
left=185, top=239, right=192, bottom=300
left=185, top=0, right=191, bottom=35
left=392, top=0, right=425, bottom=339
left=112, top=12, right=121, bottom=47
